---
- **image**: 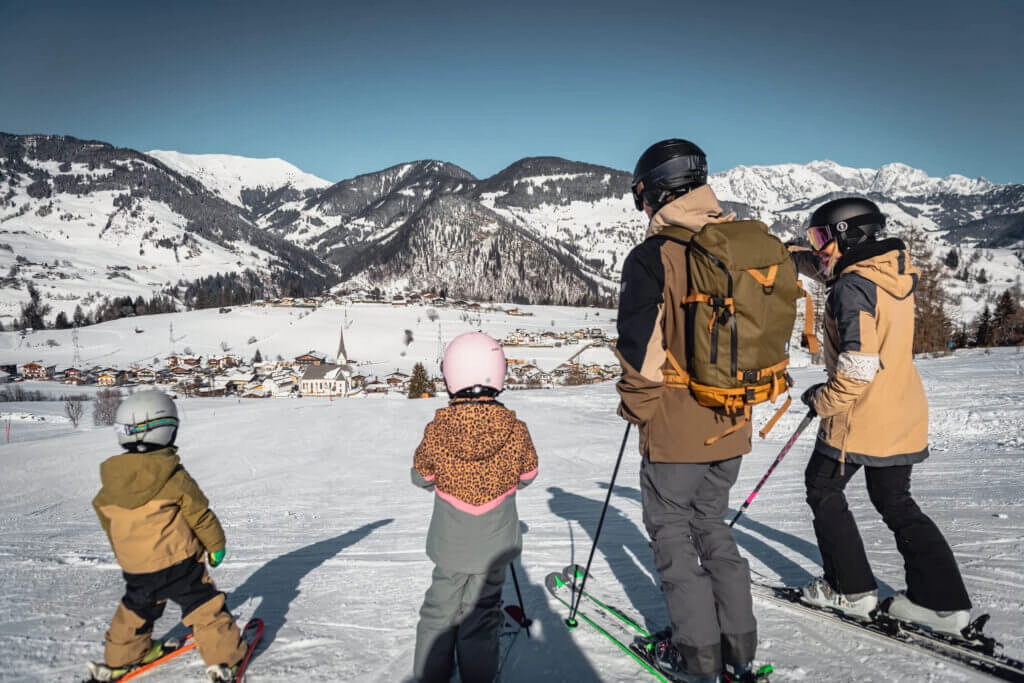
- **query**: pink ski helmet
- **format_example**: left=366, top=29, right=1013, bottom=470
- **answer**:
left=442, top=332, right=507, bottom=395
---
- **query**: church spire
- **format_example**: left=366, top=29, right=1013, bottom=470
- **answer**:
left=336, top=324, right=348, bottom=365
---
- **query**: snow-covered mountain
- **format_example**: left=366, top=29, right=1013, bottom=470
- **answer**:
left=146, top=150, right=332, bottom=208
left=0, top=134, right=332, bottom=325
left=2, top=132, right=1021, bottom=329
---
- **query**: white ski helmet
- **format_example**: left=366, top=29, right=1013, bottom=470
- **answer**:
left=442, top=332, right=507, bottom=396
left=115, top=390, right=179, bottom=450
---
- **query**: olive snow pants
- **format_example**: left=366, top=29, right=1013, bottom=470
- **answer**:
left=413, top=563, right=506, bottom=683
left=640, top=456, right=757, bottom=678
left=105, top=556, right=246, bottom=668
left=804, top=449, right=972, bottom=611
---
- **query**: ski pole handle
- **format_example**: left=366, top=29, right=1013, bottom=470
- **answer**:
left=729, top=410, right=815, bottom=528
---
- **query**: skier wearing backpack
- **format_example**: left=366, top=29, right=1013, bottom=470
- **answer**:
left=88, top=390, right=246, bottom=683
left=411, top=332, right=539, bottom=683
left=792, top=197, right=972, bottom=635
left=616, top=139, right=761, bottom=683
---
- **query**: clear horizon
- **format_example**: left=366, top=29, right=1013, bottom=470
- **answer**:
left=2, top=0, right=1022, bottom=184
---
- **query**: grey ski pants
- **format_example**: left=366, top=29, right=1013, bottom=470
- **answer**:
left=413, top=563, right=506, bottom=683
left=640, top=456, right=757, bottom=677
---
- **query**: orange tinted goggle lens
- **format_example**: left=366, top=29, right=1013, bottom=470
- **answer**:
left=807, top=225, right=834, bottom=250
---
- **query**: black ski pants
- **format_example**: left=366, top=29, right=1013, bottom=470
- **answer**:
left=804, top=448, right=971, bottom=611
left=106, top=555, right=245, bottom=668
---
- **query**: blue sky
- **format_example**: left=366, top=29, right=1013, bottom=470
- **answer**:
left=2, top=0, right=1022, bottom=184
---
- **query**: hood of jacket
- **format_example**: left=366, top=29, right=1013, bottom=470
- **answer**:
left=98, top=447, right=180, bottom=509
left=432, top=398, right=518, bottom=462
left=646, top=184, right=736, bottom=238
left=834, top=238, right=919, bottom=299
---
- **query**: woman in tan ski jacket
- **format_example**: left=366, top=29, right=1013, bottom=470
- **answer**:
left=793, top=197, right=972, bottom=637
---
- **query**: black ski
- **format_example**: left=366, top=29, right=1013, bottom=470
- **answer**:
left=751, top=582, right=1024, bottom=682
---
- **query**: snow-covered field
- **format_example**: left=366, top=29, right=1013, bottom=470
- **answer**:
left=1, top=308, right=1022, bottom=681
left=0, top=301, right=623, bottom=377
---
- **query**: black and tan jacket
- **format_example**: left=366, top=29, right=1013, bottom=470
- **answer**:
left=92, top=448, right=225, bottom=575
left=796, top=239, right=929, bottom=465
left=615, top=185, right=752, bottom=463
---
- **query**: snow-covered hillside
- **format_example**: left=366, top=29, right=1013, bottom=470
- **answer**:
left=0, top=155, right=279, bottom=322
left=147, top=151, right=332, bottom=207
left=0, top=303, right=1021, bottom=682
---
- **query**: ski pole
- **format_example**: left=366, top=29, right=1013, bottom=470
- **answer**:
left=508, top=563, right=533, bottom=637
left=729, top=410, right=815, bottom=528
left=567, top=423, right=631, bottom=628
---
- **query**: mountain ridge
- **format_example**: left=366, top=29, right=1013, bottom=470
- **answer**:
left=2, top=132, right=1021, bottom=327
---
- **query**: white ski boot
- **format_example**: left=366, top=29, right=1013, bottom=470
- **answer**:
left=86, top=661, right=131, bottom=682
left=206, top=663, right=239, bottom=682
left=883, top=591, right=970, bottom=637
left=800, top=576, right=878, bottom=620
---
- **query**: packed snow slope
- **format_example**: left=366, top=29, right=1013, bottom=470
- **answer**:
left=1, top=349, right=1022, bottom=682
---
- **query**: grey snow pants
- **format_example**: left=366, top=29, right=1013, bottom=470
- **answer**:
left=640, top=456, right=757, bottom=677
left=413, top=562, right=506, bottom=683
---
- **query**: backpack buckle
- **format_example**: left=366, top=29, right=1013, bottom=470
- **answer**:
left=744, top=387, right=756, bottom=403
left=742, top=370, right=759, bottom=383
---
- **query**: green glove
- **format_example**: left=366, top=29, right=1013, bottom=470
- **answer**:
left=208, top=548, right=225, bottom=567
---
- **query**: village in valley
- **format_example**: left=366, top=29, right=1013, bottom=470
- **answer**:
left=0, top=292, right=622, bottom=399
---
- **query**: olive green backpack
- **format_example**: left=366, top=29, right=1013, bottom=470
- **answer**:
left=658, top=221, right=817, bottom=444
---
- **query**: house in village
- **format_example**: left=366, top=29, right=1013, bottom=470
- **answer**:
left=97, top=369, right=123, bottom=386
left=134, top=368, right=157, bottom=384
left=207, top=355, right=238, bottom=370
left=294, top=352, right=326, bottom=367
left=363, top=380, right=388, bottom=394
left=262, top=370, right=297, bottom=397
left=21, top=362, right=54, bottom=380
left=64, top=367, right=84, bottom=384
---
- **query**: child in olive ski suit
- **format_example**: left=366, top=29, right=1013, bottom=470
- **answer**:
left=88, top=391, right=246, bottom=683
left=411, top=332, right=539, bottom=683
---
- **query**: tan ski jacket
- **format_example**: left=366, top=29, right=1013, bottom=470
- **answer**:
left=93, top=448, right=226, bottom=574
left=799, top=239, right=930, bottom=465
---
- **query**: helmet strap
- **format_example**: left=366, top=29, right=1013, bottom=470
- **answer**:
left=451, top=385, right=500, bottom=399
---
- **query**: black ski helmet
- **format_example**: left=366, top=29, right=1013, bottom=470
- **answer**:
left=807, top=196, right=886, bottom=251
left=631, top=139, right=707, bottom=213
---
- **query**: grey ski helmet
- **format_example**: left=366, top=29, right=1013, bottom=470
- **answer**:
left=806, top=197, right=886, bottom=251
left=115, top=390, right=179, bottom=451
left=631, top=139, right=707, bottom=213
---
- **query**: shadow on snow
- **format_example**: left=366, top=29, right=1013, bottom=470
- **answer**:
left=226, top=519, right=395, bottom=658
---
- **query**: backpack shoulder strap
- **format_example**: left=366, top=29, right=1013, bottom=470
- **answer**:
left=647, top=225, right=693, bottom=246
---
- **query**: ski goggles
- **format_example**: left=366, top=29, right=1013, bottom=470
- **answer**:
left=115, top=416, right=179, bottom=436
left=631, top=183, right=645, bottom=211
left=806, top=225, right=835, bottom=251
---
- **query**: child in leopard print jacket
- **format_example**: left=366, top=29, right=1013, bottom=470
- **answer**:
left=411, top=332, right=538, bottom=683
